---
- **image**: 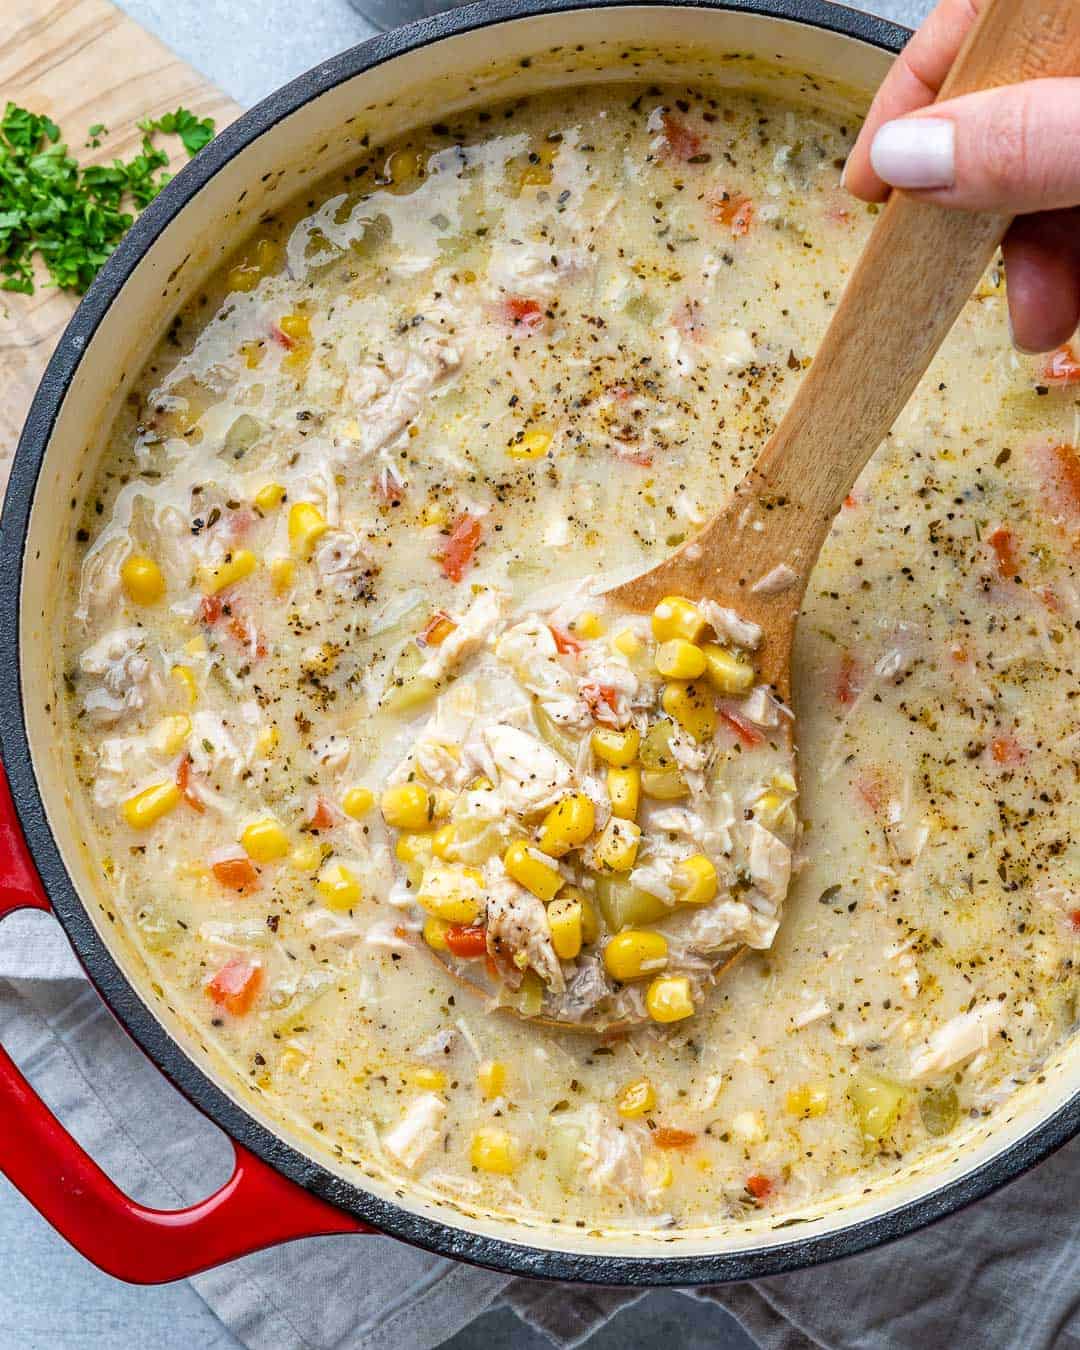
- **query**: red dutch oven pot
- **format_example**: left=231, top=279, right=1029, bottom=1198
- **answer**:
left=2, top=0, right=1078, bottom=1287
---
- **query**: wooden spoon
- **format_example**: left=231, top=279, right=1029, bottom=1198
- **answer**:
left=609, top=0, right=1080, bottom=699
left=438, top=0, right=1080, bottom=1032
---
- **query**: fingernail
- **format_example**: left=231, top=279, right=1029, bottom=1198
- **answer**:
left=870, top=118, right=955, bottom=189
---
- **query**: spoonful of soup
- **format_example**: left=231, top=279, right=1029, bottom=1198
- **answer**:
left=384, top=0, right=1080, bottom=1032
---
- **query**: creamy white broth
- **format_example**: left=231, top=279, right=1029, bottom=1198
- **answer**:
left=60, top=78, right=1080, bottom=1232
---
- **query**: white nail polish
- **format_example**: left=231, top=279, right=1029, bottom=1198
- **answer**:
left=870, top=118, right=955, bottom=190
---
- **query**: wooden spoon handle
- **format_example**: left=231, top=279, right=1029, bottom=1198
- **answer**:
left=741, top=0, right=1080, bottom=586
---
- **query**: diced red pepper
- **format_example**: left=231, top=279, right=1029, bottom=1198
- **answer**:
left=212, top=857, right=260, bottom=894
left=719, top=708, right=763, bottom=748
left=438, top=512, right=483, bottom=582
left=987, top=525, right=1020, bottom=579
left=375, top=464, right=405, bottom=505
left=176, top=754, right=205, bottom=814
left=949, top=642, right=968, bottom=664
left=270, top=323, right=294, bottom=350
left=1033, top=442, right=1080, bottom=534
left=421, top=611, right=457, bottom=647
left=200, top=593, right=224, bottom=625
left=612, top=444, right=654, bottom=468
left=582, top=682, right=621, bottom=727
left=856, top=769, right=886, bottom=813
left=990, top=735, right=1026, bottom=766
left=659, top=112, right=702, bottom=163
left=227, top=613, right=267, bottom=660
left=550, top=625, right=583, bottom=655
left=834, top=652, right=862, bottom=706
left=746, top=1173, right=772, bottom=1200
left=503, top=296, right=545, bottom=332
left=1041, top=345, right=1080, bottom=386
left=654, top=1126, right=697, bottom=1149
left=307, top=797, right=337, bottom=831
left=712, top=193, right=754, bottom=236
left=445, top=925, right=488, bottom=959
left=843, top=493, right=858, bottom=510
left=1069, top=910, right=1080, bottom=933
left=207, top=959, right=263, bottom=1015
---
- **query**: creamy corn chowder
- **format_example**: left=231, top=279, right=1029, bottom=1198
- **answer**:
left=62, top=79, right=1079, bottom=1233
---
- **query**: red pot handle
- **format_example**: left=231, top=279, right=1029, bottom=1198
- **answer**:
left=0, top=763, right=373, bottom=1282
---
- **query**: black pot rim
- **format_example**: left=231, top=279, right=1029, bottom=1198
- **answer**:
left=5, top=0, right=1078, bottom=1288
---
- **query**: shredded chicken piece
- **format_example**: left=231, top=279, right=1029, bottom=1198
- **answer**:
left=381, top=1092, right=446, bottom=1170
left=79, top=627, right=160, bottom=724
left=909, top=1002, right=1006, bottom=1079
left=484, top=865, right=564, bottom=992
left=483, top=723, right=572, bottom=815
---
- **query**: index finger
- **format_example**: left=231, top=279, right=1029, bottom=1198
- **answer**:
left=844, top=0, right=987, bottom=201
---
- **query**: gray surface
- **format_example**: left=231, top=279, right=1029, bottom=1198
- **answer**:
left=2, top=0, right=931, bottom=1346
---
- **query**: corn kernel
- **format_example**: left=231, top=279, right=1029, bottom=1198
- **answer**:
left=607, top=766, right=641, bottom=821
left=643, top=1154, right=674, bottom=1190
left=381, top=782, right=434, bottom=831
left=616, top=1077, right=657, bottom=1118
left=241, top=818, right=290, bottom=863
left=200, top=548, right=257, bottom=595
left=537, top=793, right=595, bottom=857
left=290, top=841, right=323, bottom=872
left=547, top=894, right=583, bottom=960
left=417, top=866, right=484, bottom=924
left=785, top=1084, right=829, bottom=1118
left=753, top=789, right=795, bottom=830
left=613, top=627, right=642, bottom=657
left=149, top=713, right=191, bottom=756
left=228, top=264, right=260, bottom=292
left=573, top=611, right=604, bottom=639
left=508, top=427, right=552, bottom=460
left=645, top=974, right=694, bottom=1023
left=270, top=557, right=295, bottom=595
left=395, top=833, right=434, bottom=886
left=603, top=929, right=668, bottom=982
left=655, top=638, right=707, bottom=680
left=410, top=1067, right=446, bottom=1091
left=702, top=643, right=755, bottom=695
left=342, top=787, right=375, bottom=819
left=254, top=482, right=286, bottom=513
left=470, top=1126, right=517, bottom=1175
left=469, top=775, right=494, bottom=792
left=317, top=862, right=362, bottom=911
left=661, top=680, right=717, bottom=743
left=120, top=555, right=165, bottom=606
left=674, top=854, right=718, bottom=906
left=255, top=725, right=279, bottom=757
left=121, top=781, right=181, bottom=830
left=593, top=817, right=641, bottom=872
left=384, top=148, right=423, bottom=185
left=503, top=839, right=563, bottom=902
left=431, top=823, right=458, bottom=861
left=288, top=502, right=330, bottom=559
left=591, top=725, right=640, bottom=768
left=478, top=1059, right=507, bottom=1100
left=651, top=595, right=707, bottom=643
left=184, top=635, right=207, bottom=656
left=278, top=312, right=310, bottom=342
left=240, top=340, right=264, bottom=369
left=423, top=916, right=451, bottom=951
left=420, top=501, right=449, bottom=527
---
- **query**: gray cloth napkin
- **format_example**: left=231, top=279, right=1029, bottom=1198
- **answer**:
left=4, top=909, right=1080, bottom=1350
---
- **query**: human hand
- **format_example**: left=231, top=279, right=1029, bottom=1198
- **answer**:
left=844, top=0, right=1080, bottom=354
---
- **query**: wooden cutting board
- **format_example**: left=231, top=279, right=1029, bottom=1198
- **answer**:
left=0, top=0, right=239, bottom=483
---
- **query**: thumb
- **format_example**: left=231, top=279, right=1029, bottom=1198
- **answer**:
left=869, top=78, right=1080, bottom=214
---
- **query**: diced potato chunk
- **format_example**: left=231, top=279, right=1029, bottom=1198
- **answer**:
left=849, top=1074, right=907, bottom=1144
left=595, top=875, right=670, bottom=931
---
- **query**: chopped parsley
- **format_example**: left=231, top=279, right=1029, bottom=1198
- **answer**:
left=0, top=102, right=216, bottom=296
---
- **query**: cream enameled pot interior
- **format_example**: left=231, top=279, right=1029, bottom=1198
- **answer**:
left=19, top=6, right=1080, bottom=1262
